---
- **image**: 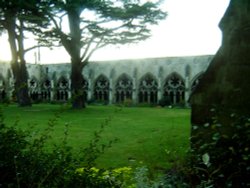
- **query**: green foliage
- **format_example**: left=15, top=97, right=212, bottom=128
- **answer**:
left=2, top=104, right=190, bottom=174
left=0, top=107, right=122, bottom=187
left=186, top=113, right=250, bottom=187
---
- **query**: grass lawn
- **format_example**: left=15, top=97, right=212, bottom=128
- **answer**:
left=1, top=104, right=191, bottom=174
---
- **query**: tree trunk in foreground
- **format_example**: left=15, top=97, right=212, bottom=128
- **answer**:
left=71, top=59, right=85, bottom=109
left=7, top=16, right=31, bottom=107
left=190, top=0, right=250, bottom=148
left=11, top=61, right=31, bottom=107
left=189, top=1, right=250, bottom=186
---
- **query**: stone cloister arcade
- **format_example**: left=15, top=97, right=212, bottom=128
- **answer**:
left=0, top=55, right=213, bottom=105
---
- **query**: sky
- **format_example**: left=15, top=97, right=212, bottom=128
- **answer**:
left=0, top=0, right=230, bottom=64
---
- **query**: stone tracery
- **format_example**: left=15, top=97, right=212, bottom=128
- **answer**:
left=56, top=77, right=69, bottom=101
left=0, top=55, right=213, bottom=105
left=163, top=73, right=185, bottom=104
left=138, top=73, right=158, bottom=104
left=94, top=75, right=109, bottom=102
left=115, top=74, right=133, bottom=103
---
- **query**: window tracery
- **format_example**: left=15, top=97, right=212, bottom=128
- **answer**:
left=94, top=75, right=109, bottom=102
left=56, top=77, right=69, bottom=101
left=163, top=73, right=185, bottom=104
left=138, top=74, right=158, bottom=104
left=115, top=74, right=133, bottom=103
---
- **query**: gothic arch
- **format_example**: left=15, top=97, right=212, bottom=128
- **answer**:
left=94, top=74, right=109, bottom=102
left=41, top=77, right=52, bottom=101
left=29, top=77, right=39, bottom=101
left=138, top=73, right=158, bottom=104
left=56, top=76, right=69, bottom=101
left=191, top=72, right=204, bottom=93
left=115, top=73, right=133, bottom=103
left=163, top=72, right=185, bottom=104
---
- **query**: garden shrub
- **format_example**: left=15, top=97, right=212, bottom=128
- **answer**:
left=185, top=113, right=250, bottom=187
left=0, top=107, right=122, bottom=187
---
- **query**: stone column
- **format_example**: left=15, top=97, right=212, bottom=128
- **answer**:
left=132, top=78, right=137, bottom=104
left=87, top=78, right=92, bottom=101
left=184, top=76, right=190, bottom=107
left=109, top=79, right=113, bottom=104
left=67, top=78, right=71, bottom=99
left=157, top=78, right=162, bottom=103
left=50, top=80, right=54, bottom=101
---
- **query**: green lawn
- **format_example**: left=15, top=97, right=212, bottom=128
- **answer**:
left=1, top=104, right=191, bottom=173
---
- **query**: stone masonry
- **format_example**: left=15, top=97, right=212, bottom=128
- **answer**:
left=0, top=55, right=213, bottom=105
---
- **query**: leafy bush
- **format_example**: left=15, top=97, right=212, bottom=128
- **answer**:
left=185, top=113, right=250, bottom=187
left=0, top=107, right=122, bottom=187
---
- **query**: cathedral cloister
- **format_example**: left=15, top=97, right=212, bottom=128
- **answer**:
left=0, top=55, right=213, bottom=106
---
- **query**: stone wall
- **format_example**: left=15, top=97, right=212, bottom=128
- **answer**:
left=0, top=55, right=213, bottom=105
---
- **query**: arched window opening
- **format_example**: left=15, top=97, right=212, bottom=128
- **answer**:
left=115, top=74, right=133, bottom=103
left=191, top=74, right=204, bottom=93
left=56, top=77, right=69, bottom=101
left=94, top=75, right=109, bottom=102
left=29, top=78, right=39, bottom=101
left=41, top=79, right=51, bottom=101
left=138, top=74, right=158, bottom=104
left=163, top=73, right=185, bottom=105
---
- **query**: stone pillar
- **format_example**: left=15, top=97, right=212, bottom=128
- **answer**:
left=132, top=78, right=137, bottom=104
left=50, top=80, right=54, bottom=101
left=87, top=78, right=92, bottom=101
left=109, top=79, right=113, bottom=104
left=157, top=78, right=162, bottom=103
left=68, top=78, right=71, bottom=99
left=184, top=76, right=190, bottom=107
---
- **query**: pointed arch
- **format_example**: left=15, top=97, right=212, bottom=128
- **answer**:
left=40, top=77, right=52, bottom=101
left=56, top=76, right=69, bottom=101
left=94, top=74, right=109, bottom=102
left=29, top=77, right=39, bottom=101
left=138, top=73, right=158, bottom=104
left=191, top=72, right=204, bottom=93
left=163, top=72, right=185, bottom=105
left=115, top=73, right=133, bottom=103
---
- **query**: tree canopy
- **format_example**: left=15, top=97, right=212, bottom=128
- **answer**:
left=46, top=0, right=166, bottom=108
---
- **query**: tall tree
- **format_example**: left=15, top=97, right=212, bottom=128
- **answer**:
left=45, top=0, right=166, bottom=109
left=190, top=0, right=250, bottom=186
left=0, top=0, right=50, bottom=106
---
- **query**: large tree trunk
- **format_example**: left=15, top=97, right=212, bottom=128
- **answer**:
left=190, top=0, right=250, bottom=148
left=7, top=16, right=31, bottom=107
left=11, top=61, right=31, bottom=107
left=189, top=0, right=250, bottom=186
left=66, top=8, right=86, bottom=109
left=71, top=58, right=86, bottom=109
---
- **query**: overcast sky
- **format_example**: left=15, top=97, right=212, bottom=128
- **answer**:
left=0, top=0, right=230, bottom=64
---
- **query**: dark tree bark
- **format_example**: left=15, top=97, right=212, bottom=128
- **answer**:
left=62, top=8, right=86, bottom=109
left=189, top=1, right=250, bottom=186
left=6, top=15, right=31, bottom=107
left=190, top=0, right=250, bottom=147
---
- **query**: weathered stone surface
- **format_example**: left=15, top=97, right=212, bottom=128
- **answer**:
left=0, top=55, right=212, bottom=104
left=190, top=0, right=250, bottom=146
